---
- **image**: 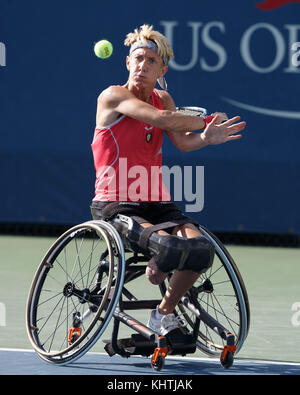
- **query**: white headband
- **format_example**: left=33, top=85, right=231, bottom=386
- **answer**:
left=129, top=39, right=168, bottom=65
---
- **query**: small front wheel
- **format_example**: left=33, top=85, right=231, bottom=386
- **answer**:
left=152, top=353, right=165, bottom=372
left=220, top=348, right=234, bottom=369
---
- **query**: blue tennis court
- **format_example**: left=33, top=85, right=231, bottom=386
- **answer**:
left=1, top=348, right=300, bottom=376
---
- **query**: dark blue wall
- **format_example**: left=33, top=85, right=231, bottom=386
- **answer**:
left=1, top=0, right=299, bottom=234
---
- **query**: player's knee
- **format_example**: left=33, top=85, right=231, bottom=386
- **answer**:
left=172, top=222, right=199, bottom=237
left=153, top=234, right=215, bottom=274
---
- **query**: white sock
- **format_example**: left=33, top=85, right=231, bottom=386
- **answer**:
left=155, top=305, right=164, bottom=319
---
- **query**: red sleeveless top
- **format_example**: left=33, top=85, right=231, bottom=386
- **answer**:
left=91, top=89, right=171, bottom=202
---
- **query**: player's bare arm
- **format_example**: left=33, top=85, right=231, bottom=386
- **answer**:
left=96, top=85, right=208, bottom=132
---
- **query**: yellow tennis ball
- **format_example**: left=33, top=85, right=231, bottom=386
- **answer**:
left=94, top=40, right=113, bottom=59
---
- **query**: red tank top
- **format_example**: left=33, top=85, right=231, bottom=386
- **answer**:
left=92, top=89, right=171, bottom=202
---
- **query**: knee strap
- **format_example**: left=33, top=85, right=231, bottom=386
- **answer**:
left=148, top=234, right=215, bottom=274
left=110, top=215, right=214, bottom=274
left=137, top=220, right=214, bottom=274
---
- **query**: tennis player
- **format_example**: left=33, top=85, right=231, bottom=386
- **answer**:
left=90, top=24, right=246, bottom=336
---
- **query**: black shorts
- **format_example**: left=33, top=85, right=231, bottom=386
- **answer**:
left=90, top=201, right=198, bottom=230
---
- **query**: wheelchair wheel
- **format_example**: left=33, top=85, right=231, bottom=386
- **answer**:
left=160, top=225, right=250, bottom=357
left=26, top=220, right=125, bottom=365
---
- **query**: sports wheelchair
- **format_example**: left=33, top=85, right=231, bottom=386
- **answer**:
left=26, top=214, right=250, bottom=371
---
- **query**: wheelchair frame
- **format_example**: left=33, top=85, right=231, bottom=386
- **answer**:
left=26, top=216, right=250, bottom=371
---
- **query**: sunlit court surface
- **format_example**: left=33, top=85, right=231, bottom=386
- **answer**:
left=1, top=0, right=300, bottom=380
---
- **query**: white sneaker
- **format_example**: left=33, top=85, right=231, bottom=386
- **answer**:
left=160, top=314, right=183, bottom=336
left=147, top=310, right=162, bottom=334
left=147, top=310, right=185, bottom=336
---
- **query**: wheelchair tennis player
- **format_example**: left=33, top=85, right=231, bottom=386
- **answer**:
left=90, top=24, right=246, bottom=338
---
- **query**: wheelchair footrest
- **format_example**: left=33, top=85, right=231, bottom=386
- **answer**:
left=166, top=329, right=197, bottom=356
left=104, top=335, right=156, bottom=357
left=104, top=329, right=196, bottom=358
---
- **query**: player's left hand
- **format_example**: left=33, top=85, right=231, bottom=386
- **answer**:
left=202, top=115, right=246, bottom=145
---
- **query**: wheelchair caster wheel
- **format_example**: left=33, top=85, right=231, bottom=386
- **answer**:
left=220, top=335, right=236, bottom=369
left=220, top=349, right=234, bottom=369
left=151, top=346, right=168, bottom=372
left=68, top=327, right=82, bottom=345
left=152, top=354, right=165, bottom=372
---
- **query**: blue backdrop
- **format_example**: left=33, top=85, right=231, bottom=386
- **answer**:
left=0, top=0, right=299, bottom=234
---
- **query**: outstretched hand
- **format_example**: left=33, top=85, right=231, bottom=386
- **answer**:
left=202, top=115, right=246, bottom=145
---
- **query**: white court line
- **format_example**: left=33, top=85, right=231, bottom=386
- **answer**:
left=1, top=348, right=300, bottom=367
left=0, top=347, right=35, bottom=353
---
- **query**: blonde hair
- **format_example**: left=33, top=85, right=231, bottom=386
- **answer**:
left=124, top=24, right=174, bottom=65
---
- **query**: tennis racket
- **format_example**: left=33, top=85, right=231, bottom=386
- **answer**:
left=176, top=106, right=229, bottom=126
left=176, top=106, right=207, bottom=117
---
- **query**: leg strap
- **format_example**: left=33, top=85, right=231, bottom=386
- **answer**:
left=138, top=219, right=190, bottom=250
